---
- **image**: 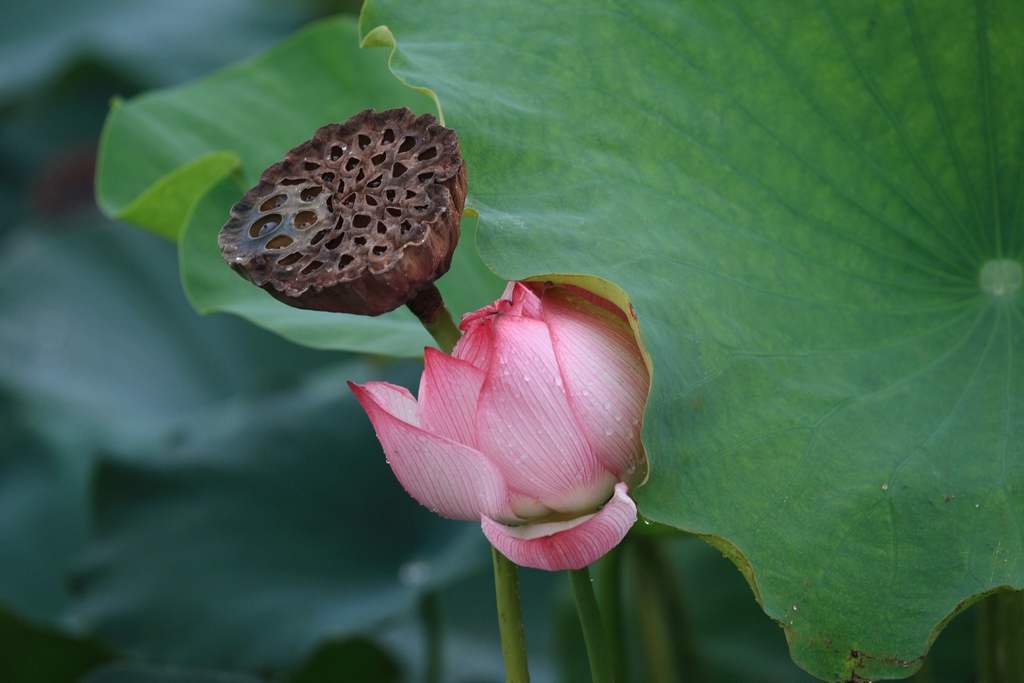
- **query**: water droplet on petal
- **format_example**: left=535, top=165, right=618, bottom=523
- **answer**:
left=604, top=427, right=614, bottom=436
left=603, top=402, right=612, bottom=411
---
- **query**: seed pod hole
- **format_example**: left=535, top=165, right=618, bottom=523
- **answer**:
left=418, top=147, right=437, bottom=161
left=354, top=236, right=367, bottom=246
left=353, top=214, right=371, bottom=229
left=294, top=211, right=318, bottom=230
left=325, top=233, right=346, bottom=250
left=310, top=229, right=328, bottom=246
left=301, top=260, right=323, bottom=275
left=393, top=163, right=408, bottom=178
left=376, top=221, right=388, bottom=235
left=249, top=214, right=282, bottom=238
left=345, top=157, right=360, bottom=171
left=399, top=136, right=416, bottom=153
left=279, top=252, right=302, bottom=266
left=386, top=207, right=402, bottom=217
left=300, top=186, right=323, bottom=201
left=266, top=235, right=293, bottom=249
left=373, top=245, right=387, bottom=256
left=382, top=129, right=396, bottom=144
left=260, top=195, right=286, bottom=211
left=371, top=153, right=387, bottom=165
left=366, top=195, right=378, bottom=207
left=357, top=134, right=371, bottom=149
left=281, top=178, right=305, bottom=186
left=304, top=161, right=320, bottom=171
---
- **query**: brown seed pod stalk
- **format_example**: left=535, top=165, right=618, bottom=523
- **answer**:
left=219, top=108, right=467, bottom=317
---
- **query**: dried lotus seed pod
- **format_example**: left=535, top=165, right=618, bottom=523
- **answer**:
left=219, top=107, right=467, bottom=317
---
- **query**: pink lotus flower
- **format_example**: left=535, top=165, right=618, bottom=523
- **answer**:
left=350, top=282, right=649, bottom=571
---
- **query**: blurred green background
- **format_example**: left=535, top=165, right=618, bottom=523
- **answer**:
left=0, top=1, right=982, bottom=681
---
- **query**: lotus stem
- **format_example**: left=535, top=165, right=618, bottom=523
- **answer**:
left=408, top=284, right=461, bottom=354
left=492, top=546, right=530, bottom=682
left=596, top=544, right=629, bottom=682
left=569, top=566, right=615, bottom=683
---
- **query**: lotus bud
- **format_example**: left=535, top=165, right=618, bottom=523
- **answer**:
left=350, top=282, right=650, bottom=571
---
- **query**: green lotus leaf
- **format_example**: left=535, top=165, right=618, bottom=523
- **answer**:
left=357, top=1, right=1024, bottom=679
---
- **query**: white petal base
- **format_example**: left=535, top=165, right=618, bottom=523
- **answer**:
left=481, top=482, right=637, bottom=571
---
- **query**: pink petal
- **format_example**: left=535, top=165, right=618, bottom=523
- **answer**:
left=349, top=382, right=520, bottom=523
left=418, top=347, right=486, bottom=447
left=542, top=287, right=650, bottom=479
left=454, top=309, right=496, bottom=371
left=454, top=282, right=542, bottom=367
left=475, top=314, right=613, bottom=513
left=351, top=381, right=419, bottom=426
left=505, top=282, right=543, bottom=319
left=482, top=482, right=637, bottom=571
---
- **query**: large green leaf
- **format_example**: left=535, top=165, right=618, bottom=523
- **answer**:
left=354, top=1, right=1023, bottom=680
left=95, top=16, right=504, bottom=356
